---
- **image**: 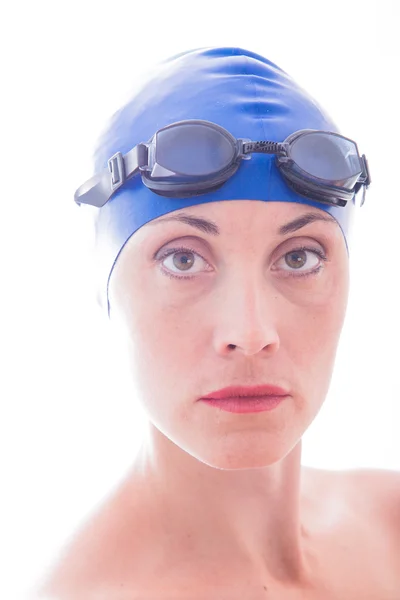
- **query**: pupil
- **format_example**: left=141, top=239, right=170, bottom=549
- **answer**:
left=287, top=250, right=306, bottom=268
left=173, top=252, right=194, bottom=271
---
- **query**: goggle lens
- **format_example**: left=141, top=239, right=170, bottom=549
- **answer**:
left=155, top=123, right=236, bottom=177
left=289, top=132, right=362, bottom=184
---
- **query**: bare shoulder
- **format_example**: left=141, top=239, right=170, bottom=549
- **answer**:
left=309, top=465, right=400, bottom=547
left=345, top=466, right=400, bottom=578
left=335, top=466, right=399, bottom=510
left=345, top=466, right=400, bottom=527
left=31, top=474, right=152, bottom=599
left=311, top=465, right=400, bottom=514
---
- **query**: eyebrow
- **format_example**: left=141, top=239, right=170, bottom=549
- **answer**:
left=149, top=210, right=338, bottom=236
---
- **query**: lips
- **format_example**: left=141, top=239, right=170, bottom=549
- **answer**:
left=200, top=384, right=290, bottom=400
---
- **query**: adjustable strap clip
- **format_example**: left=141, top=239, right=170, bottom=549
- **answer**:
left=108, top=152, right=126, bottom=191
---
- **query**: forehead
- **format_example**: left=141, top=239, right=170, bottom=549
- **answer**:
left=144, top=200, right=339, bottom=237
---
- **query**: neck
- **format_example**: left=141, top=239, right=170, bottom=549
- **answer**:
left=129, top=423, right=318, bottom=587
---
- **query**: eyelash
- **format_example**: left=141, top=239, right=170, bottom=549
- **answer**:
left=157, top=245, right=328, bottom=281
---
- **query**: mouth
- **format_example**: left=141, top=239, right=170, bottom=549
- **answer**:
left=199, top=384, right=290, bottom=401
left=199, top=394, right=288, bottom=414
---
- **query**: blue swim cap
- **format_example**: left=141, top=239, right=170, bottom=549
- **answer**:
left=85, top=47, right=361, bottom=319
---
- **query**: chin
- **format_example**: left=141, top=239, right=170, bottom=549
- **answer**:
left=188, top=443, right=291, bottom=470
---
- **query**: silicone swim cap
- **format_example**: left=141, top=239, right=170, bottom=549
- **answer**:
left=84, top=47, right=362, bottom=319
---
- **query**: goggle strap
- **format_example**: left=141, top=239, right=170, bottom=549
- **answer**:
left=73, top=170, right=112, bottom=208
left=124, top=143, right=148, bottom=178
left=361, top=154, right=372, bottom=187
left=74, top=145, right=145, bottom=207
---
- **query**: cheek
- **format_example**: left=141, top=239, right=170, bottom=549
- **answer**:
left=123, top=297, right=194, bottom=394
left=283, top=269, right=349, bottom=387
left=123, top=308, right=198, bottom=437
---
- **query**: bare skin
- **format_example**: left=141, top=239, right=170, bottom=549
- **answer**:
left=35, top=201, right=400, bottom=598
left=36, top=466, right=400, bottom=599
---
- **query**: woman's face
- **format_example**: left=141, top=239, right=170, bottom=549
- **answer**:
left=108, top=200, right=349, bottom=469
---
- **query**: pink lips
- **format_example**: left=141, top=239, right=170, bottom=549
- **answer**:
left=199, top=385, right=290, bottom=413
left=200, top=384, right=290, bottom=400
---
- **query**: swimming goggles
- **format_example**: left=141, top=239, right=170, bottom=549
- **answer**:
left=74, top=119, right=371, bottom=209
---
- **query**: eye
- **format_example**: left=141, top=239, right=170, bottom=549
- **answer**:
left=274, top=246, right=328, bottom=278
left=156, top=244, right=328, bottom=280
left=157, top=246, right=210, bottom=280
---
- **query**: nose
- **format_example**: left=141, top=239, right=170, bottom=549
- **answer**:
left=213, top=276, right=281, bottom=357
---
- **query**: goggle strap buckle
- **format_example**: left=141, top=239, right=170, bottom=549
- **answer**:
left=108, top=152, right=126, bottom=191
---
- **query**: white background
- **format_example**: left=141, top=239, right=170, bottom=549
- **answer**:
left=1, top=0, right=399, bottom=597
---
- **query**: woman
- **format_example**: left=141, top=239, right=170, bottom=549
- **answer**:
left=38, top=47, right=399, bottom=599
